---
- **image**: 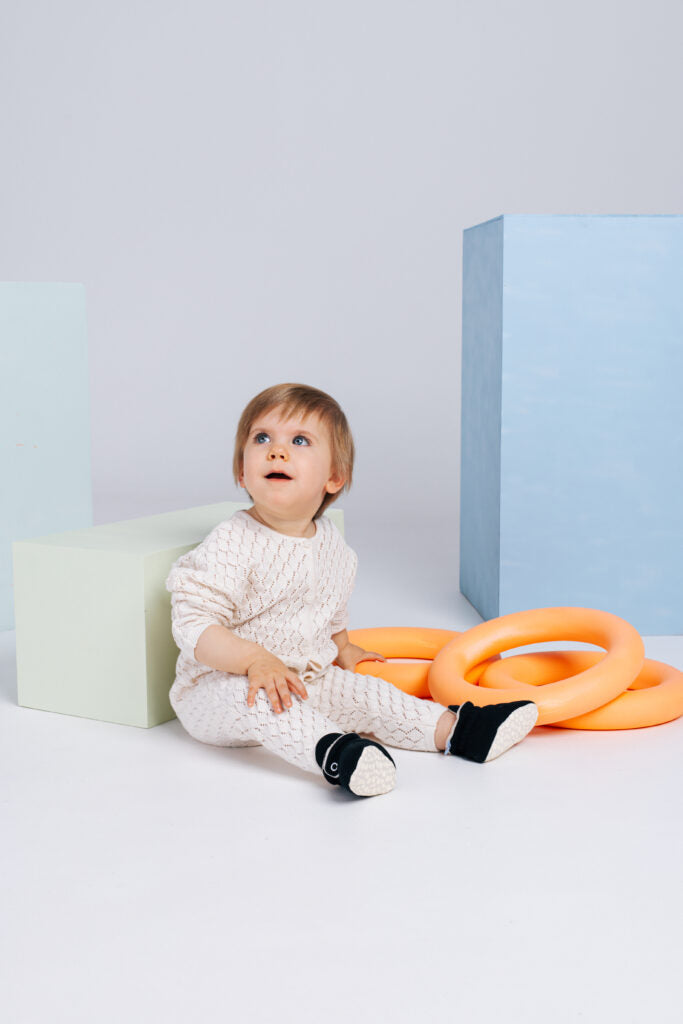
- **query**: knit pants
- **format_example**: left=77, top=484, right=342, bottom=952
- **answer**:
left=169, top=663, right=445, bottom=776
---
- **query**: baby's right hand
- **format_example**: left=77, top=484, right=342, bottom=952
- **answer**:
left=246, top=653, right=308, bottom=714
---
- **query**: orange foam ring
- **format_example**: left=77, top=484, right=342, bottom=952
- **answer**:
left=478, top=649, right=683, bottom=729
left=428, top=607, right=646, bottom=726
left=348, top=627, right=502, bottom=699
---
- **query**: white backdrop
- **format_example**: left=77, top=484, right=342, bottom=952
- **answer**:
left=2, top=0, right=682, bottom=626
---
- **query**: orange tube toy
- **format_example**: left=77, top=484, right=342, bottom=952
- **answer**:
left=477, top=649, right=683, bottom=729
left=428, top=607, right=645, bottom=726
left=348, top=627, right=459, bottom=698
left=348, top=627, right=502, bottom=699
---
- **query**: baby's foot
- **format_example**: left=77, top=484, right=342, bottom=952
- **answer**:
left=443, top=701, right=538, bottom=762
left=315, top=732, right=396, bottom=796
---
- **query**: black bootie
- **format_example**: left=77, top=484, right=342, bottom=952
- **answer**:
left=444, top=701, right=538, bottom=763
left=315, top=732, right=396, bottom=797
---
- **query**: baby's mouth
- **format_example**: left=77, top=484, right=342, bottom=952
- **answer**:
left=265, top=472, right=292, bottom=481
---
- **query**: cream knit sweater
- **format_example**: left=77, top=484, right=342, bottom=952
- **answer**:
left=165, top=509, right=358, bottom=701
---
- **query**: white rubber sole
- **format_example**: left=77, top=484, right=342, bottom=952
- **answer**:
left=485, top=703, right=539, bottom=762
left=348, top=746, right=396, bottom=796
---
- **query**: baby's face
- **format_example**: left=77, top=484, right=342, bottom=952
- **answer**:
left=239, top=407, right=344, bottom=518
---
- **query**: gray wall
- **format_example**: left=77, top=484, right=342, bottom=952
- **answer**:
left=2, top=0, right=682, bottom=625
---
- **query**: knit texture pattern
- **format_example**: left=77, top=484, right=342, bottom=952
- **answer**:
left=165, top=508, right=444, bottom=776
left=170, top=663, right=443, bottom=775
left=165, top=509, right=358, bottom=700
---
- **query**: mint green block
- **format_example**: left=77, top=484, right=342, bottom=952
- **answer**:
left=13, top=502, right=346, bottom=728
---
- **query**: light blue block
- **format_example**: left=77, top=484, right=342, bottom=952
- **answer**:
left=460, top=215, right=683, bottom=635
left=1, top=283, right=92, bottom=630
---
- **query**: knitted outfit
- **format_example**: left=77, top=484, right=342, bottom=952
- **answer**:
left=165, top=509, right=444, bottom=776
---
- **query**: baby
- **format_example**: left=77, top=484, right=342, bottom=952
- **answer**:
left=165, top=382, right=538, bottom=798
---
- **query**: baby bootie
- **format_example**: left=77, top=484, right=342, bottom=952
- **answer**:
left=315, top=732, right=396, bottom=797
left=443, top=700, right=538, bottom=763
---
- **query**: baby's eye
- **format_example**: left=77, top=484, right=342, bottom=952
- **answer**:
left=253, top=432, right=310, bottom=446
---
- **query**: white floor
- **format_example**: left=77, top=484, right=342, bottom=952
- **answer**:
left=3, top=597, right=683, bottom=1024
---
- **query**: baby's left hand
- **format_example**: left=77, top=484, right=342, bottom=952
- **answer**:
left=358, top=649, right=386, bottom=664
left=336, top=643, right=386, bottom=672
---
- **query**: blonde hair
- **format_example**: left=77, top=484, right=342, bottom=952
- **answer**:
left=232, top=383, right=355, bottom=520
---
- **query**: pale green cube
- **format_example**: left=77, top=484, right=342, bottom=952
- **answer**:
left=13, top=501, right=345, bottom=728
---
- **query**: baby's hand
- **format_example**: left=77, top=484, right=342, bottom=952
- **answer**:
left=246, top=652, right=308, bottom=714
left=336, top=643, right=387, bottom=672
left=358, top=649, right=387, bottom=663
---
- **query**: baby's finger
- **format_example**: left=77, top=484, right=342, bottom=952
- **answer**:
left=289, top=674, right=308, bottom=699
left=276, top=677, right=293, bottom=710
left=266, top=681, right=283, bottom=713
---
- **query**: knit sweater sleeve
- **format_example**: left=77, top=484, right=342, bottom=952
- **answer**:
left=329, top=548, right=358, bottom=634
left=165, top=523, right=246, bottom=662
